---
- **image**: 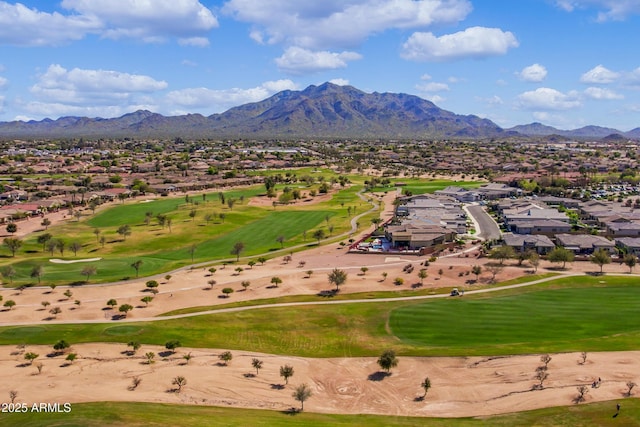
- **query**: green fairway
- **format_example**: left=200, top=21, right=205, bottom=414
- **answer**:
left=3, top=400, right=639, bottom=427
left=369, top=178, right=485, bottom=195
left=390, top=286, right=640, bottom=355
left=2, top=278, right=640, bottom=357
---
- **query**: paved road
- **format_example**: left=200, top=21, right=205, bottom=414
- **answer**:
left=466, top=204, right=501, bottom=241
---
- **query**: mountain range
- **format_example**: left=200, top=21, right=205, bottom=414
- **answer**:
left=0, top=82, right=638, bottom=140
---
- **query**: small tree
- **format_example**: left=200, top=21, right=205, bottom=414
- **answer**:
left=24, top=352, right=39, bottom=365
left=6, top=222, right=17, bottom=235
left=41, top=218, right=51, bottom=229
left=145, top=352, right=155, bottom=364
left=247, top=260, right=256, bottom=269
left=280, top=364, right=294, bottom=384
left=128, top=341, right=141, bottom=354
left=106, top=299, right=117, bottom=309
left=30, top=265, right=44, bottom=284
left=9, top=390, right=17, bottom=404
left=541, top=354, right=552, bottom=368
left=231, top=241, right=245, bottom=261
left=53, top=339, right=70, bottom=354
left=41, top=301, right=50, bottom=310
left=293, top=383, right=313, bottom=411
left=417, top=269, right=428, bottom=285
left=528, top=252, right=540, bottom=273
left=547, top=247, right=575, bottom=269
left=623, top=253, right=637, bottom=273
left=165, top=340, right=181, bottom=354
left=360, top=266, right=369, bottom=275
left=576, top=385, right=588, bottom=403
left=377, top=349, right=398, bottom=373
left=65, top=353, right=77, bottom=364
left=70, top=241, right=82, bottom=256
left=471, top=265, right=482, bottom=281
left=222, top=287, right=234, bottom=298
left=34, top=362, right=43, bottom=374
left=119, top=304, right=133, bottom=317
left=257, top=256, right=267, bottom=265
left=627, top=381, right=637, bottom=397
left=234, top=266, right=244, bottom=275
left=579, top=351, right=588, bottom=365
left=328, top=268, right=347, bottom=292
left=183, top=352, right=192, bottom=365
left=219, top=351, right=233, bottom=365
left=63, top=289, right=73, bottom=300
left=312, top=229, right=325, bottom=243
left=49, top=306, right=62, bottom=318
left=394, top=277, right=404, bottom=286
left=590, top=248, right=611, bottom=274
left=535, top=366, right=548, bottom=389
left=141, top=296, right=154, bottom=306
left=485, top=264, right=503, bottom=283
left=381, top=272, right=388, bottom=281
left=241, top=281, right=250, bottom=291
left=251, top=358, right=263, bottom=375
left=81, top=266, right=97, bottom=282
left=131, top=260, right=143, bottom=278
left=145, top=280, right=158, bottom=291
left=4, top=300, right=16, bottom=310
left=172, top=376, right=187, bottom=393
left=421, top=377, right=432, bottom=398
left=3, top=237, right=22, bottom=257
left=489, top=246, right=515, bottom=265
left=270, top=276, right=282, bottom=288
left=117, top=224, right=131, bottom=241
left=207, top=279, right=217, bottom=289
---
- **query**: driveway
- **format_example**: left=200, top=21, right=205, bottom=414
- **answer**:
left=466, top=204, right=501, bottom=241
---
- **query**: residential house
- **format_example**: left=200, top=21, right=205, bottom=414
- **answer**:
left=502, top=232, right=555, bottom=254
left=555, top=233, right=615, bottom=254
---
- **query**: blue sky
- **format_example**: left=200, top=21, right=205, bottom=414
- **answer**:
left=1, top=0, right=640, bottom=131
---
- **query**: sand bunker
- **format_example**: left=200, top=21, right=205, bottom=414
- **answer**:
left=49, top=257, right=102, bottom=264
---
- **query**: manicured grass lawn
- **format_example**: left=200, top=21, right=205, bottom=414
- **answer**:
left=1, top=278, right=640, bottom=357
left=390, top=286, right=640, bottom=356
left=369, top=178, right=485, bottom=195
left=3, top=185, right=360, bottom=285
left=4, top=400, right=639, bottom=426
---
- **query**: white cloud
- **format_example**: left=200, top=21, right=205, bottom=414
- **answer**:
left=555, top=1, right=640, bottom=21
left=223, top=0, right=472, bottom=50
left=420, top=73, right=432, bottom=81
left=584, top=87, right=623, bottom=100
left=401, top=27, right=519, bottom=62
left=0, top=76, right=7, bottom=90
left=30, top=64, right=167, bottom=107
left=275, top=47, right=362, bottom=74
left=329, top=78, right=350, bottom=86
left=62, top=0, right=218, bottom=42
left=0, top=1, right=101, bottom=46
left=518, top=63, right=547, bottom=82
left=417, top=82, right=450, bottom=93
left=580, top=65, right=620, bottom=84
left=178, top=37, right=210, bottom=47
left=424, top=94, right=445, bottom=104
left=165, top=80, right=299, bottom=112
left=0, top=1, right=217, bottom=46
left=517, top=87, right=582, bottom=111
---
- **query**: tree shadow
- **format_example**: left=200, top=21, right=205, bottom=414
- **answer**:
left=367, top=371, right=391, bottom=381
left=282, top=407, right=300, bottom=415
left=158, top=351, right=174, bottom=358
left=317, top=289, right=337, bottom=297
left=243, top=373, right=255, bottom=378
left=270, top=383, right=285, bottom=390
left=414, top=396, right=425, bottom=402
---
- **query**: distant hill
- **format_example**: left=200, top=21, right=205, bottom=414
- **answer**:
left=0, top=83, right=636, bottom=140
left=507, top=122, right=634, bottom=139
